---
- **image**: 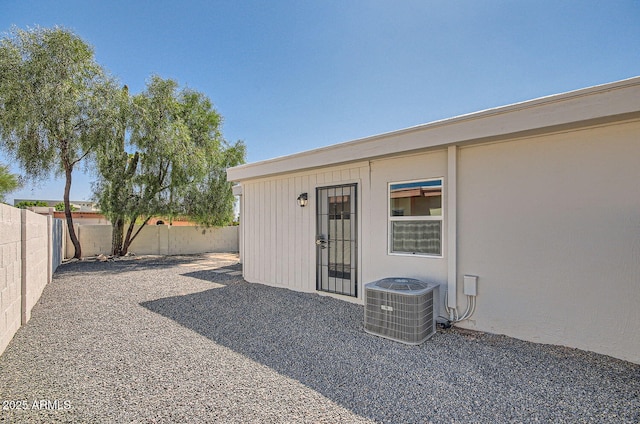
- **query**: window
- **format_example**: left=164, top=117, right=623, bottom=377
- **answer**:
left=388, top=178, right=443, bottom=256
left=329, top=195, right=351, bottom=220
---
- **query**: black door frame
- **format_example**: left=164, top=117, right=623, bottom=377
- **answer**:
left=315, top=183, right=358, bottom=297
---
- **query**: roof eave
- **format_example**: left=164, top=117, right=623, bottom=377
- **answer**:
left=228, top=76, right=640, bottom=182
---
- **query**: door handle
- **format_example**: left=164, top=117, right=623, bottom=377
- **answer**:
left=316, top=236, right=328, bottom=249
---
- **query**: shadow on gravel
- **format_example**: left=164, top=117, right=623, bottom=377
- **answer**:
left=180, top=264, right=242, bottom=284
left=141, top=273, right=640, bottom=423
left=55, top=255, right=208, bottom=276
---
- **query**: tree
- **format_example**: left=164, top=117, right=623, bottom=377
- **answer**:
left=0, top=163, right=21, bottom=203
left=181, top=141, right=246, bottom=226
left=92, top=84, right=136, bottom=256
left=0, top=26, right=117, bottom=258
left=94, top=76, right=246, bottom=256
left=55, top=202, right=77, bottom=211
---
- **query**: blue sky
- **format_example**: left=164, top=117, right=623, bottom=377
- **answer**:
left=2, top=0, right=639, bottom=203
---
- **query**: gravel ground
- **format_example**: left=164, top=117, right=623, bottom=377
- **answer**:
left=0, top=254, right=638, bottom=423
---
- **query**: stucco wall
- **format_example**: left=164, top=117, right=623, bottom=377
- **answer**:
left=456, top=120, right=640, bottom=363
left=366, top=150, right=448, bottom=290
left=0, top=205, right=22, bottom=355
left=73, top=224, right=239, bottom=257
left=236, top=119, right=640, bottom=363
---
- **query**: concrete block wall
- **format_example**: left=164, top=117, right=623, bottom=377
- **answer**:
left=130, top=225, right=169, bottom=256
left=74, top=224, right=239, bottom=257
left=76, top=224, right=112, bottom=257
left=167, top=226, right=239, bottom=255
left=0, top=204, right=52, bottom=357
left=0, top=204, right=22, bottom=356
left=20, top=209, right=50, bottom=324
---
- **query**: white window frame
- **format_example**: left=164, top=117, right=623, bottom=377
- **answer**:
left=387, top=177, right=444, bottom=258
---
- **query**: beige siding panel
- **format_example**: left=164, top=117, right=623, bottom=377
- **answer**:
left=241, top=184, right=250, bottom=278
left=457, top=120, right=640, bottom=363
left=251, top=182, right=260, bottom=282
left=287, top=177, right=296, bottom=289
left=258, top=181, right=266, bottom=284
left=349, top=168, right=360, bottom=181
left=246, top=183, right=258, bottom=282
left=253, top=182, right=260, bottom=282
left=282, top=178, right=292, bottom=287
left=265, top=180, right=273, bottom=284
left=252, top=182, right=259, bottom=282
left=296, top=177, right=307, bottom=290
left=240, top=162, right=369, bottom=295
left=242, top=184, right=250, bottom=278
left=306, top=174, right=317, bottom=290
left=275, top=179, right=284, bottom=285
left=296, top=175, right=303, bottom=288
left=248, top=183, right=262, bottom=281
left=261, top=181, right=269, bottom=283
left=302, top=175, right=309, bottom=290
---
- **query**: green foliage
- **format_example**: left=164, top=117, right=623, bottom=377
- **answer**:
left=0, top=26, right=114, bottom=178
left=15, top=200, right=48, bottom=208
left=55, top=202, right=77, bottom=211
left=0, top=163, right=21, bottom=203
left=0, top=26, right=119, bottom=258
left=94, top=76, right=246, bottom=255
left=181, top=141, right=246, bottom=227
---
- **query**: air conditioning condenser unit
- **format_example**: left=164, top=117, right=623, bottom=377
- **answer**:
left=364, top=278, right=439, bottom=345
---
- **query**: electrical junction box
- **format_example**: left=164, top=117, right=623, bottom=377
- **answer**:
left=463, top=275, right=478, bottom=296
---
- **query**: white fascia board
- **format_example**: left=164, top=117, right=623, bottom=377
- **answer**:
left=228, top=76, right=640, bottom=182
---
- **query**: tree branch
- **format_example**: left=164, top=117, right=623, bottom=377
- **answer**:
left=71, top=148, right=92, bottom=167
left=129, top=215, right=152, bottom=244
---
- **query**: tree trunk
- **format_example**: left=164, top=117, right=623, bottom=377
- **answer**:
left=111, top=217, right=124, bottom=256
left=121, top=221, right=136, bottom=256
left=64, top=165, right=82, bottom=259
left=121, top=216, right=151, bottom=256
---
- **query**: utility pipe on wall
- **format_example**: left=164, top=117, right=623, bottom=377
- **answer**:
left=446, top=146, right=478, bottom=323
left=447, top=145, right=458, bottom=319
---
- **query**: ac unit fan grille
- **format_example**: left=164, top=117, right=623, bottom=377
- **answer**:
left=364, top=278, right=438, bottom=345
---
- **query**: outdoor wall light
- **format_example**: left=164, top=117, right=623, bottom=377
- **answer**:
left=297, top=192, right=308, bottom=207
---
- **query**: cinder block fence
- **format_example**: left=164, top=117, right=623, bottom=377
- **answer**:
left=0, top=204, right=63, bottom=356
left=66, top=224, right=239, bottom=258
left=1, top=201, right=239, bottom=357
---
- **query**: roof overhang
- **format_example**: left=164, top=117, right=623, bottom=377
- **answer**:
left=228, top=76, right=640, bottom=182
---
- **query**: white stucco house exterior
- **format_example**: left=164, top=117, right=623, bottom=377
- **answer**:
left=227, top=77, right=640, bottom=364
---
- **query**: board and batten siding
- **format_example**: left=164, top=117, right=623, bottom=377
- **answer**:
left=241, top=162, right=370, bottom=296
